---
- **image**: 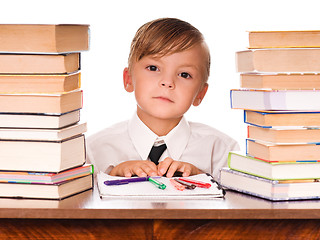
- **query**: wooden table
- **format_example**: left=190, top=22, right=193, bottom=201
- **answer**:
left=1, top=184, right=320, bottom=240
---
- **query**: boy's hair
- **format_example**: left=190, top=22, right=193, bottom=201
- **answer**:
left=128, top=18, right=210, bottom=82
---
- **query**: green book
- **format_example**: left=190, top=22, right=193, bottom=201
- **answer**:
left=228, top=152, right=320, bottom=180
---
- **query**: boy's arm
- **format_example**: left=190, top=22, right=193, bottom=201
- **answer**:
left=109, top=160, right=158, bottom=177
left=157, top=157, right=203, bottom=178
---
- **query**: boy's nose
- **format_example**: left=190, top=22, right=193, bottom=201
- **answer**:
left=159, top=77, right=175, bottom=89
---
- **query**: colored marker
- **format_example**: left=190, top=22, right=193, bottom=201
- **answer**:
left=170, top=178, right=185, bottom=191
left=104, top=177, right=148, bottom=186
left=178, top=178, right=211, bottom=189
left=148, top=177, right=166, bottom=189
left=174, top=179, right=196, bottom=189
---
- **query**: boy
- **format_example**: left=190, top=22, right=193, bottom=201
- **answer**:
left=86, top=18, right=239, bottom=179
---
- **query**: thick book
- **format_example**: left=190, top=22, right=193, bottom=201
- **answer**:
left=230, top=89, right=320, bottom=111
left=0, top=89, right=82, bottom=114
left=220, top=167, right=320, bottom=201
left=0, top=164, right=93, bottom=184
left=246, top=139, right=320, bottom=162
left=0, top=24, right=89, bottom=53
left=236, top=49, right=320, bottom=73
left=0, top=134, right=86, bottom=172
left=244, top=110, right=320, bottom=127
left=240, top=73, right=320, bottom=90
left=0, top=53, right=79, bottom=74
left=0, top=110, right=80, bottom=129
left=97, top=172, right=223, bottom=199
left=248, top=30, right=320, bottom=49
left=0, top=175, right=93, bottom=200
left=247, top=125, right=320, bottom=144
left=228, top=152, right=320, bottom=180
left=0, top=122, right=86, bottom=140
left=0, top=72, right=80, bottom=93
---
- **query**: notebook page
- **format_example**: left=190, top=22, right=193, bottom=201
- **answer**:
left=97, top=172, right=224, bottom=199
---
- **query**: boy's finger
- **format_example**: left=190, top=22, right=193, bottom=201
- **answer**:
left=141, top=164, right=157, bottom=176
left=157, top=157, right=174, bottom=176
left=123, top=168, right=132, bottom=178
left=166, top=161, right=181, bottom=178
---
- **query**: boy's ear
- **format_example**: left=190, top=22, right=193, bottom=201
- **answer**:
left=193, top=83, right=208, bottom=106
left=123, top=67, right=134, bottom=92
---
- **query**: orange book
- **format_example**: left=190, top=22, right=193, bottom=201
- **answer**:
left=0, top=89, right=82, bottom=114
left=0, top=72, right=80, bottom=93
left=0, top=24, right=89, bottom=53
left=0, top=53, right=79, bottom=74
left=249, top=30, right=320, bottom=49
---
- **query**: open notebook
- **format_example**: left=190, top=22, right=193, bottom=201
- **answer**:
left=97, top=172, right=224, bottom=199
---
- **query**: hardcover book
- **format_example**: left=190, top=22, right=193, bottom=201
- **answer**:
left=220, top=167, right=320, bottom=201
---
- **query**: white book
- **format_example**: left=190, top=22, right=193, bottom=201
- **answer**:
left=97, top=172, right=224, bottom=199
left=0, top=110, right=80, bottom=129
left=230, top=89, right=320, bottom=111
left=0, top=122, right=86, bottom=140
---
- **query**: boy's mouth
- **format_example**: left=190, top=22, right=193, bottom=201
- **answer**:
left=154, top=96, right=174, bottom=103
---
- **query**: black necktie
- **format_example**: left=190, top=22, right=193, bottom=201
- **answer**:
left=148, top=144, right=167, bottom=165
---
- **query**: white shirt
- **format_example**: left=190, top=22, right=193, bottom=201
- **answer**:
left=86, top=113, right=239, bottom=179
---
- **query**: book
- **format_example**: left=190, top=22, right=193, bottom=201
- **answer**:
left=244, top=110, right=320, bottom=127
left=0, top=122, right=86, bottom=140
left=0, top=175, right=93, bottom=200
left=97, top=172, right=224, bottom=199
left=247, top=125, right=320, bottom=144
left=0, top=89, right=82, bottom=114
left=236, top=49, right=320, bottom=73
left=0, top=134, right=85, bottom=172
left=0, top=24, right=89, bottom=53
left=248, top=30, right=320, bottom=49
left=0, top=53, right=79, bottom=74
left=228, top=152, right=320, bottom=180
left=246, top=139, right=320, bottom=162
left=240, top=73, right=320, bottom=90
left=0, top=164, right=93, bottom=184
left=220, top=167, right=320, bottom=201
left=0, top=72, right=80, bottom=93
left=230, top=89, right=320, bottom=111
left=0, top=110, right=80, bottom=129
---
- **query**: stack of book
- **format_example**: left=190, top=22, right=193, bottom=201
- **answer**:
left=221, top=30, right=320, bottom=201
left=0, top=24, right=93, bottom=200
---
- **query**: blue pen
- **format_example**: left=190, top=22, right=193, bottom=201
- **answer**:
left=104, top=177, right=149, bottom=186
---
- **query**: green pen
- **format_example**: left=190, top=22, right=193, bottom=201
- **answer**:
left=148, top=177, right=166, bottom=190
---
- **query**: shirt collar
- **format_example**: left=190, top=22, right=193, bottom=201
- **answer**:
left=128, top=112, right=191, bottom=161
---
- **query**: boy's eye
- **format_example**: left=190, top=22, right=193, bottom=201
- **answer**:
left=146, top=65, right=159, bottom=71
left=179, top=72, right=192, bottom=79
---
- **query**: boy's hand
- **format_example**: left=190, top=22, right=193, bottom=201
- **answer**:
left=109, top=160, right=158, bottom=177
left=157, top=157, right=202, bottom=178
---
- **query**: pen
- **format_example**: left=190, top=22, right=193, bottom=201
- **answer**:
left=170, top=178, right=185, bottom=191
left=174, top=179, right=196, bottom=189
left=148, top=177, right=166, bottom=190
left=178, top=178, right=211, bottom=188
left=104, top=177, right=148, bottom=186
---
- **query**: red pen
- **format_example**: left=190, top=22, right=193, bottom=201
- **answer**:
left=178, top=178, right=211, bottom=189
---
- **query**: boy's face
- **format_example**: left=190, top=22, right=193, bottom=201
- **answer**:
left=124, top=43, right=208, bottom=124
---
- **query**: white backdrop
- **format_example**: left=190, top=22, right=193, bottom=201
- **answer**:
left=1, top=0, right=320, bottom=151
